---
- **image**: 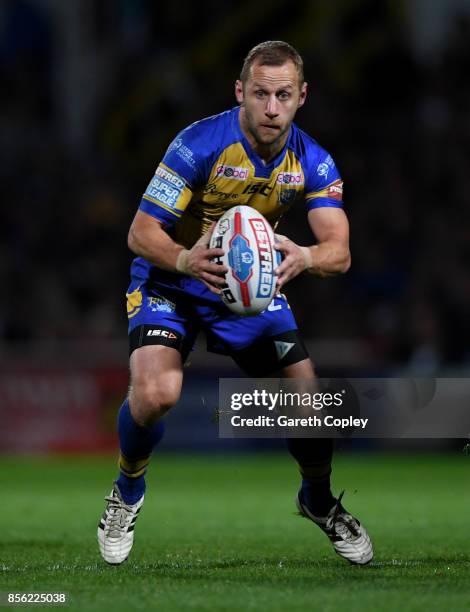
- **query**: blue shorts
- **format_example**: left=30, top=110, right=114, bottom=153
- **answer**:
left=126, top=266, right=308, bottom=375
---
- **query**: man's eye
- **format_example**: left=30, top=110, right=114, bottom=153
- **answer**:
left=278, top=92, right=290, bottom=100
left=255, top=90, right=266, bottom=98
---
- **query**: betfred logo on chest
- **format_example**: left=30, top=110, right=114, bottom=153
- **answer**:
left=216, top=165, right=249, bottom=181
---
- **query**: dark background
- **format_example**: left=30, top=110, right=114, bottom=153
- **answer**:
left=1, top=0, right=469, bottom=452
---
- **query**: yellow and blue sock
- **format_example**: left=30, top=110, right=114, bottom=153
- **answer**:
left=115, top=399, right=165, bottom=504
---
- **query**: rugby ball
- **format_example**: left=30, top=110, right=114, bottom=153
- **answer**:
left=210, top=205, right=281, bottom=316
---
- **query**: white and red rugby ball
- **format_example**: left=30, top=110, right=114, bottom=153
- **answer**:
left=210, top=205, right=281, bottom=316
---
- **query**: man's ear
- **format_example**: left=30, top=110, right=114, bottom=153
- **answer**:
left=235, top=79, right=244, bottom=104
left=298, top=82, right=308, bottom=108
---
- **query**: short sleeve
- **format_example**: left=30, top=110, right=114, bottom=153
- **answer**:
left=139, top=122, right=214, bottom=227
left=139, top=163, right=194, bottom=226
left=304, top=148, right=344, bottom=211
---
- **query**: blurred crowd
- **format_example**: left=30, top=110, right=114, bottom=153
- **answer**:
left=1, top=0, right=469, bottom=372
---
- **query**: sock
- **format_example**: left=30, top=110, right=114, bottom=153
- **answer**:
left=115, top=399, right=165, bottom=504
left=287, top=437, right=336, bottom=517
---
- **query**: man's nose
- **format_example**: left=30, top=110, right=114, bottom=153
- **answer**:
left=265, top=95, right=279, bottom=118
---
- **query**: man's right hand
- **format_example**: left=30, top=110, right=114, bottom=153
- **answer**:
left=176, top=226, right=228, bottom=294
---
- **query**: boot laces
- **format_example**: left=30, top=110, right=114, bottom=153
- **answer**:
left=326, top=491, right=360, bottom=540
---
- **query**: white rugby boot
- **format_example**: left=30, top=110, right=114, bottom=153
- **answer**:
left=296, top=490, right=373, bottom=565
left=97, top=482, right=144, bottom=565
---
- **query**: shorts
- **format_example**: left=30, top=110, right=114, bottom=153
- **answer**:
left=126, top=268, right=309, bottom=376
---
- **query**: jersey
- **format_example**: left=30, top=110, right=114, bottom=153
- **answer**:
left=133, top=106, right=343, bottom=289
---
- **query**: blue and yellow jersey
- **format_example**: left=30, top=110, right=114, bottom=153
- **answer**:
left=133, top=106, right=343, bottom=288
left=140, top=106, right=342, bottom=245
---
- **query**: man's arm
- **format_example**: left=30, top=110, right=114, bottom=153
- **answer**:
left=274, top=207, right=350, bottom=288
left=128, top=210, right=227, bottom=293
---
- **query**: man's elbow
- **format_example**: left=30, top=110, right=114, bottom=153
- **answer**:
left=127, top=227, right=135, bottom=252
left=327, top=250, right=350, bottom=276
left=339, top=251, right=351, bottom=274
left=317, top=251, right=350, bottom=277
left=127, top=225, right=141, bottom=255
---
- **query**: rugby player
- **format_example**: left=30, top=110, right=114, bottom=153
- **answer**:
left=98, top=41, right=373, bottom=565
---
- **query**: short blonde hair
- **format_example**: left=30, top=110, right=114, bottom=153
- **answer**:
left=240, top=41, right=304, bottom=85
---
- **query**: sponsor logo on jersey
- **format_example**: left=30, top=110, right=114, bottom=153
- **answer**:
left=155, top=165, right=185, bottom=189
left=276, top=171, right=304, bottom=185
left=204, top=183, right=240, bottom=201
left=216, top=165, right=249, bottom=180
left=250, top=219, right=275, bottom=298
left=242, top=183, right=272, bottom=196
left=168, top=137, right=196, bottom=168
left=327, top=179, right=343, bottom=200
left=279, top=188, right=298, bottom=205
left=317, top=154, right=335, bottom=180
left=145, top=166, right=184, bottom=208
left=317, top=162, right=329, bottom=179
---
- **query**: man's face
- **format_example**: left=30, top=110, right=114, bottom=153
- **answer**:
left=236, top=60, right=307, bottom=148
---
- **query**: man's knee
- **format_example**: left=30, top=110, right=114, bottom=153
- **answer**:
left=281, top=357, right=316, bottom=379
left=128, top=345, right=183, bottom=426
left=129, top=378, right=181, bottom=426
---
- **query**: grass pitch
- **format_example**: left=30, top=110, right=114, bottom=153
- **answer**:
left=1, top=452, right=470, bottom=611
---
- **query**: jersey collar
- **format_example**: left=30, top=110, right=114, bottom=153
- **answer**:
left=232, top=106, right=291, bottom=179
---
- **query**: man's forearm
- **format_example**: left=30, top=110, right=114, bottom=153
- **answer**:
left=300, top=241, right=351, bottom=277
left=128, top=221, right=186, bottom=272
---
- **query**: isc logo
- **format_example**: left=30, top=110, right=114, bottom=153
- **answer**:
left=242, top=183, right=272, bottom=196
left=146, top=329, right=177, bottom=339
